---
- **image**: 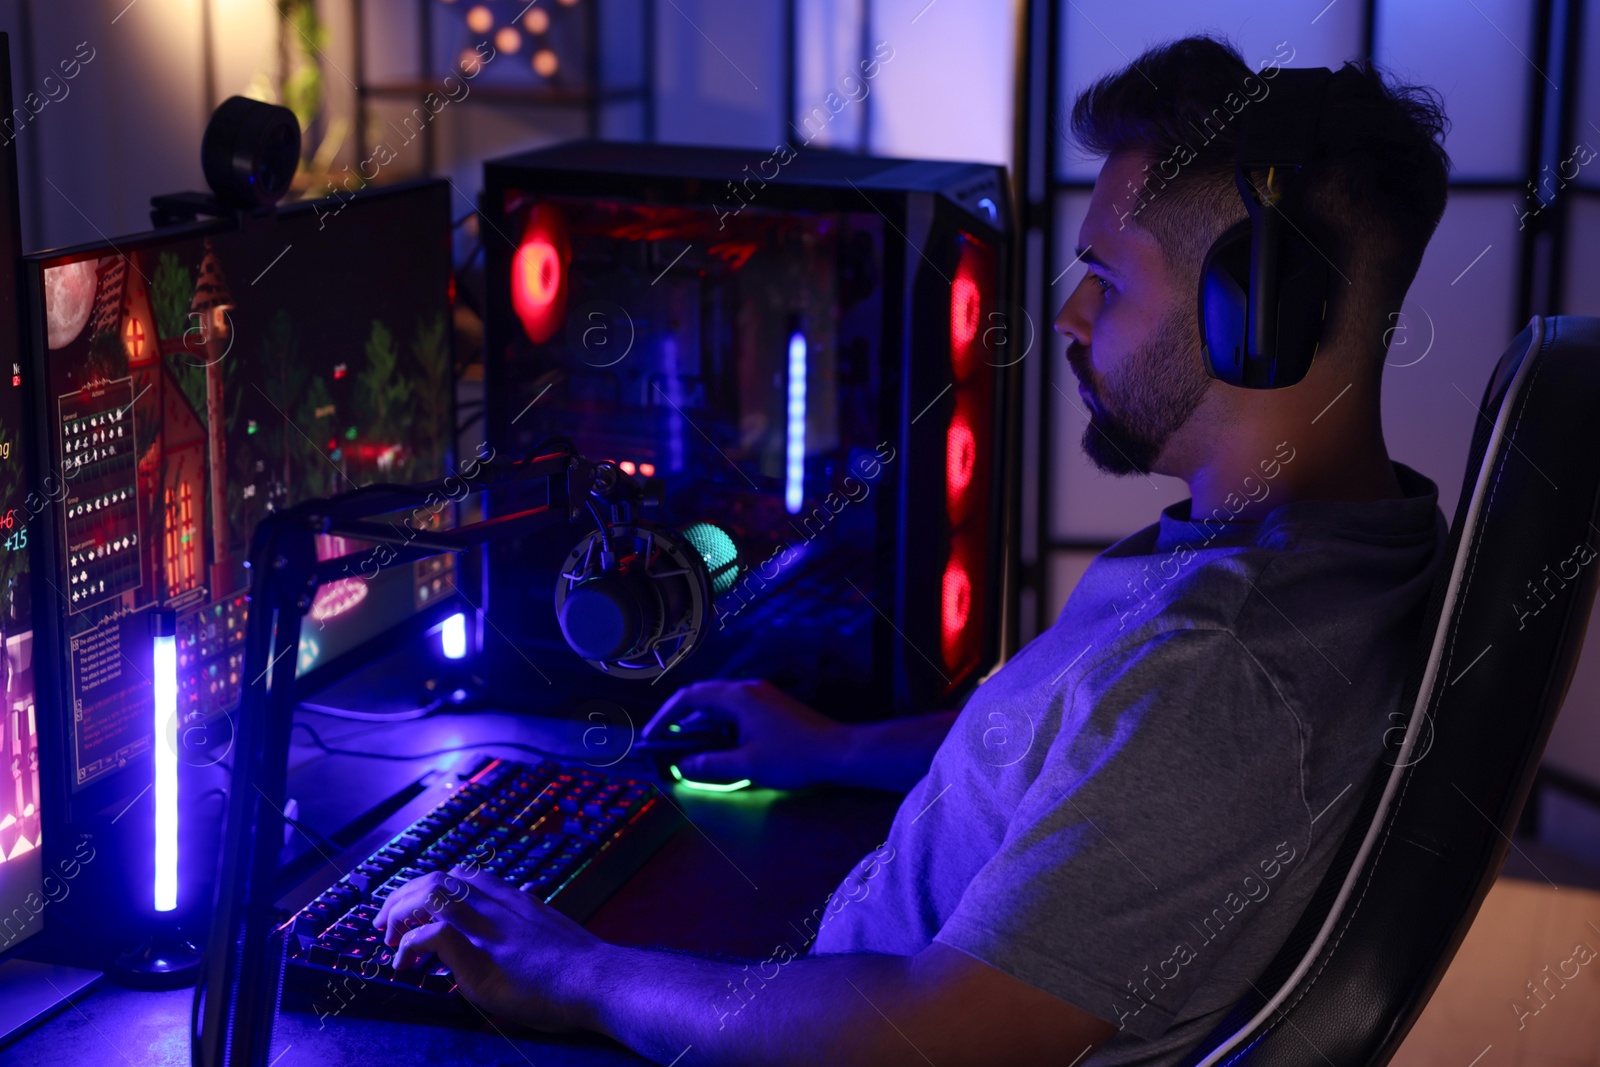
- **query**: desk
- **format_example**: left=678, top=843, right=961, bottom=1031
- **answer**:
left=5, top=705, right=903, bottom=1066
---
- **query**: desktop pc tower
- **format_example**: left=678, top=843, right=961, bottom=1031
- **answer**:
left=478, top=141, right=1019, bottom=721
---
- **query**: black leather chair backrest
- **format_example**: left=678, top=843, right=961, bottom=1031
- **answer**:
left=1178, top=315, right=1600, bottom=1066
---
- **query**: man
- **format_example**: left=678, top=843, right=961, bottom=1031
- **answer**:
left=374, top=36, right=1452, bottom=1066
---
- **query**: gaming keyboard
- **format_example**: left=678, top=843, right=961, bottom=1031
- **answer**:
left=281, top=755, right=681, bottom=1013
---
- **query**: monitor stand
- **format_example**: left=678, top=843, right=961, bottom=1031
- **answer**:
left=0, top=959, right=101, bottom=1044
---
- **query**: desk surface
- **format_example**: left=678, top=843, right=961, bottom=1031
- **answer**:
left=5, top=704, right=903, bottom=1066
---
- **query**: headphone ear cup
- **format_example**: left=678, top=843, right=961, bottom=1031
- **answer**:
left=1269, top=235, right=1330, bottom=388
left=1199, top=219, right=1253, bottom=386
left=1198, top=218, right=1331, bottom=389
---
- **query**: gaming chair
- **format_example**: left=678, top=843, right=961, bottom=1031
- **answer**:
left=1175, top=314, right=1600, bottom=1065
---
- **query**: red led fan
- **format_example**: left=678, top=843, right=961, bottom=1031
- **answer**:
left=946, top=408, right=976, bottom=513
left=511, top=204, right=570, bottom=344
left=950, top=245, right=983, bottom=379
left=940, top=555, right=973, bottom=665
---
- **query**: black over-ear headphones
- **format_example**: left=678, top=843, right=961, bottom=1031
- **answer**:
left=1199, top=66, right=1337, bottom=389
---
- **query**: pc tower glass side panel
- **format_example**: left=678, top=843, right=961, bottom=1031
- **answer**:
left=480, top=142, right=1013, bottom=720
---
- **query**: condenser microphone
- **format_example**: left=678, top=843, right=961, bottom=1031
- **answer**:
left=555, top=518, right=732, bottom=680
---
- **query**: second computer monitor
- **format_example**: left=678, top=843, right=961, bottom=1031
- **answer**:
left=0, top=30, right=43, bottom=964
left=23, top=180, right=458, bottom=806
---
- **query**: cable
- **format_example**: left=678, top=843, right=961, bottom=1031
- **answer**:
left=584, top=496, right=614, bottom=558
left=281, top=809, right=341, bottom=856
left=290, top=720, right=575, bottom=764
left=297, top=701, right=440, bottom=723
left=529, top=434, right=577, bottom=458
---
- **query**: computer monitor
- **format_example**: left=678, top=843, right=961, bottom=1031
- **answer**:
left=0, top=32, right=45, bottom=963
left=480, top=142, right=1016, bottom=720
left=20, top=180, right=459, bottom=814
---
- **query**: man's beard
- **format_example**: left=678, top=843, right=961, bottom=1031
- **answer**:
left=1072, top=305, right=1210, bottom=476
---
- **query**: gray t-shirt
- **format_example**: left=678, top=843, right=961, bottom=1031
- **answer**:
left=810, top=459, right=1446, bottom=1066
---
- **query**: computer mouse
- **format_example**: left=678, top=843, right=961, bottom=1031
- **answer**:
left=636, top=710, right=748, bottom=788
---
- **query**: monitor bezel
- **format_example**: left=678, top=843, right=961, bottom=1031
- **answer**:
left=20, top=178, right=463, bottom=822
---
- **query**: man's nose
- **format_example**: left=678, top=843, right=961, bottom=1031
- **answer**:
left=1054, top=274, right=1096, bottom=347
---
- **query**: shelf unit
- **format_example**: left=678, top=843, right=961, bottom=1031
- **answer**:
left=348, top=0, right=657, bottom=174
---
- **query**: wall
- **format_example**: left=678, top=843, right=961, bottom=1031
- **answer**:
left=0, top=0, right=210, bottom=253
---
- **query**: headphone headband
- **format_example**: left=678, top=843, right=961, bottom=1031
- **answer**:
left=1197, top=65, right=1338, bottom=390
left=1237, top=67, right=1333, bottom=172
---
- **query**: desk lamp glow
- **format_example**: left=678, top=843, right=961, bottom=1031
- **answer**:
left=154, top=613, right=178, bottom=912
left=785, top=327, right=807, bottom=514
left=427, top=610, right=475, bottom=706
left=114, top=609, right=201, bottom=987
left=440, top=610, right=468, bottom=660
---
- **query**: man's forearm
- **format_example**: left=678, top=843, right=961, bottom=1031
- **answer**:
left=828, top=708, right=958, bottom=791
left=572, top=945, right=933, bottom=1066
left=567, top=938, right=1109, bottom=1066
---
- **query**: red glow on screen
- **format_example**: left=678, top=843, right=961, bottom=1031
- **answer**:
left=310, top=534, right=372, bottom=622
left=946, top=413, right=976, bottom=506
left=511, top=205, right=570, bottom=344
left=310, top=577, right=369, bottom=623
left=941, top=559, right=972, bottom=661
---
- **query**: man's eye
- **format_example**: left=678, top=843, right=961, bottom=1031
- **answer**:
left=1087, top=271, right=1112, bottom=294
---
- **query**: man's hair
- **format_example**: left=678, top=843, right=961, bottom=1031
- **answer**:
left=1070, top=36, right=1451, bottom=360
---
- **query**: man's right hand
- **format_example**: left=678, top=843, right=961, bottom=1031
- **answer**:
left=642, top=679, right=847, bottom=789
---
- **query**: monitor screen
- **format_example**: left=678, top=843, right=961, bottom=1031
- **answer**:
left=0, top=30, right=44, bottom=958
left=0, top=354, right=41, bottom=956
left=28, top=181, right=456, bottom=791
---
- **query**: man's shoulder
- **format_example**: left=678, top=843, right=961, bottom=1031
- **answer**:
left=1102, top=522, right=1438, bottom=646
left=1091, top=540, right=1275, bottom=642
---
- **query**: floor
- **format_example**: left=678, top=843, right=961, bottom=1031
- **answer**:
left=1393, top=842, right=1600, bottom=1067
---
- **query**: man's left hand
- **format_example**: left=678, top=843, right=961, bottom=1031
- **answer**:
left=372, top=865, right=602, bottom=1031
